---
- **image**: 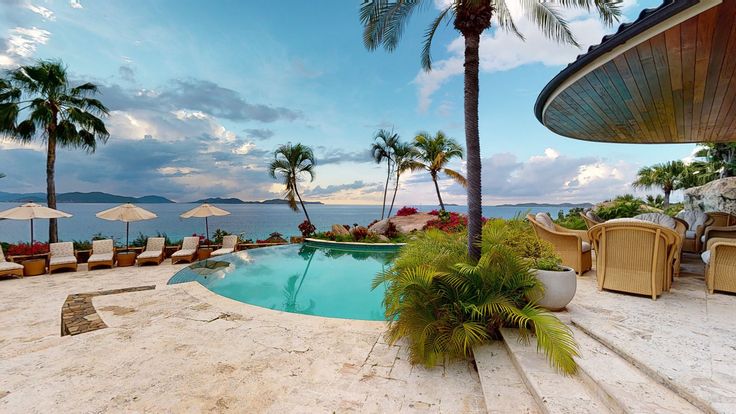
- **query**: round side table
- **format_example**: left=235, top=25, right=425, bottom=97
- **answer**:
left=22, top=259, right=47, bottom=276
left=116, top=252, right=137, bottom=267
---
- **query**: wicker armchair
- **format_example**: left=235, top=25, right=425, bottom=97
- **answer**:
left=87, top=239, right=114, bottom=270
left=633, top=213, right=685, bottom=278
left=0, top=245, right=24, bottom=278
left=706, top=212, right=736, bottom=227
left=676, top=210, right=713, bottom=253
left=588, top=221, right=679, bottom=300
left=579, top=210, right=604, bottom=229
left=527, top=213, right=592, bottom=275
left=48, top=242, right=78, bottom=274
left=702, top=238, right=736, bottom=294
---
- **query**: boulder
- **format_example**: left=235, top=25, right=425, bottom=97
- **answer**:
left=377, top=235, right=390, bottom=242
left=331, top=224, right=350, bottom=236
left=683, top=177, right=736, bottom=215
left=368, top=213, right=436, bottom=235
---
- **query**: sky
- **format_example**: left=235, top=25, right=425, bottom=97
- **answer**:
left=0, top=0, right=697, bottom=205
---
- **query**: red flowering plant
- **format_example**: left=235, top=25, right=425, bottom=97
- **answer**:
left=298, top=220, right=316, bottom=237
left=7, top=241, right=49, bottom=256
left=396, top=206, right=418, bottom=216
left=424, top=211, right=468, bottom=233
left=192, top=233, right=212, bottom=245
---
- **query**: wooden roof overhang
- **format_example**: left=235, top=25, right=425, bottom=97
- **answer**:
left=535, top=0, right=736, bottom=144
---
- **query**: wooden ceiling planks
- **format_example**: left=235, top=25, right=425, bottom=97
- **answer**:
left=538, top=1, right=736, bottom=144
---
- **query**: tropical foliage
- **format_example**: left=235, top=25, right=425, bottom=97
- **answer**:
left=0, top=60, right=110, bottom=242
left=373, top=221, right=577, bottom=373
left=395, top=206, right=418, bottom=216
left=413, top=131, right=466, bottom=211
left=632, top=161, right=688, bottom=209
left=594, top=195, right=646, bottom=220
left=360, top=0, right=621, bottom=260
left=269, top=143, right=316, bottom=224
left=371, top=129, right=399, bottom=220
left=387, top=141, right=420, bottom=217
left=553, top=208, right=587, bottom=231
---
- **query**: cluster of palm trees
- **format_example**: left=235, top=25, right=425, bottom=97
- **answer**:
left=0, top=60, right=110, bottom=243
left=633, top=144, right=736, bottom=209
left=372, top=129, right=466, bottom=219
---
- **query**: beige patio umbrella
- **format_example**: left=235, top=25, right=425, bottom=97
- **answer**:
left=95, top=203, right=157, bottom=250
left=0, top=203, right=72, bottom=252
left=180, top=203, right=230, bottom=245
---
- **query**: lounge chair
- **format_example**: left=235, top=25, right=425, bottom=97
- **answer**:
left=527, top=213, right=592, bottom=275
left=48, top=242, right=78, bottom=274
left=211, top=235, right=238, bottom=257
left=579, top=210, right=604, bottom=229
left=633, top=213, right=685, bottom=278
left=706, top=211, right=736, bottom=227
left=589, top=221, right=679, bottom=300
left=676, top=210, right=713, bottom=253
left=87, top=239, right=114, bottom=270
left=703, top=225, right=736, bottom=246
left=0, top=245, right=24, bottom=278
left=136, top=237, right=166, bottom=266
left=171, top=237, right=199, bottom=264
left=702, top=238, right=736, bottom=294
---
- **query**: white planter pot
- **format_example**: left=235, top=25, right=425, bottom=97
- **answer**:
left=532, top=267, right=577, bottom=311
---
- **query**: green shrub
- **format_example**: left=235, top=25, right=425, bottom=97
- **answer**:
left=374, top=221, right=577, bottom=373
left=663, top=203, right=684, bottom=217
left=554, top=208, right=587, bottom=230
left=594, top=195, right=646, bottom=220
left=72, top=240, right=93, bottom=250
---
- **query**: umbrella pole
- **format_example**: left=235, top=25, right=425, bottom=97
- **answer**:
left=126, top=222, right=130, bottom=251
left=205, top=217, right=209, bottom=247
left=30, top=219, right=34, bottom=255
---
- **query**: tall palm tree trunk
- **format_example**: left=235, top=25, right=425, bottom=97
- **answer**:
left=663, top=189, right=671, bottom=210
left=463, top=32, right=482, bottom=261
left=47, top=117, right=58, bottom=243
left=432, top=172, right=445, bottom=210
left=381, top=159, right=390, bottom=219
left=293, top=179, right=312, bottom=224
left=387, top=172, right=400, bottom=218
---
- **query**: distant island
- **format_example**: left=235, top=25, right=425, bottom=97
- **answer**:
left=0, top=191, right=174, bottom=204
left=193, top=197, right=323, bottom=205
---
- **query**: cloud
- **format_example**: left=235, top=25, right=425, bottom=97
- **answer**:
left=243, top=128, right=275, bottom=140
left=414, top=3, right=626, bottom=112
left=25, top=4, right=55, bottom=21
left=69, top=0, right=83, bottom=9
left=0, top=26, right=50, bottom=67
left=305, top=180, right=383, bottom=198
left=118, top=65, right=135, bottom=82
left=315, top=147, right=373, bottom=165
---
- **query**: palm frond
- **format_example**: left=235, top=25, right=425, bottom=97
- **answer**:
left=493, top=0, right=524, bottom=40
left=444, top=168, right=467, bottom=187
left=519, top=0, right=578, bottom=47
left=421, top=6, right=452, bottom=71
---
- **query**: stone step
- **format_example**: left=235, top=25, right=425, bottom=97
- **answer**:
left=500, top=328, right=613, bottom=414
left=570, top=324, right=703, bottom=413
left=473, top=342, right=541, bottom=414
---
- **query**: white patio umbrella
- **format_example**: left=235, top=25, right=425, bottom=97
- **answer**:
left=95, top=203, right=157, bottom=250
left=180, top=203, right=231, bottom=245
left=0, top=203, right=72, bottom=251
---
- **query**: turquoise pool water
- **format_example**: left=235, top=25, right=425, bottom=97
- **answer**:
left=167, top=243, right=399, bottom=321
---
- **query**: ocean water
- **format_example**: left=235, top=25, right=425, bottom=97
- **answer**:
left=0, top=202, right=573, bottom=243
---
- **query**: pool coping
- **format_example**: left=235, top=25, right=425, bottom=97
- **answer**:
left=303, top=238, right=405, bottom=248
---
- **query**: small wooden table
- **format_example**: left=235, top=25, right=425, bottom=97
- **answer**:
left=197, top=248, right=212, bottom=261
left=116, top=252, right=137, bottom=267
left=22, top=258, right=47, bottom=276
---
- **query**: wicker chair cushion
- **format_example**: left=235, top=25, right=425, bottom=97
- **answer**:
left=172, top=249, right=196, bottom=258
left=211, top=248, right=234, bottom=257
left=677, top=210, right=708, bottom=229
left=606, top=218, right=646, bottom=224
left=144, top=237, right=165, bottom=252
left=685, top=231, right=696, bottom=239
left=181, top=237, right=199, bottom=250
left=584, top=210, right=603, bottom=223
left=0, top=261, right=23, bottom=271
left=581, top=241, right=592, bottom=253
left=137, top=250, right=162, bottom=259
left=535, top=213, right=555, bottom=231
left=222, top=235, right=238, bottom=249
left=88, top=253, right=114, bottom=263
left=702, top=250, right=711, bottom=265
left=0, top=244, right=6, bottom=262
left=92, top=239, right=114, bottom=255
left=633, top=213, right=677, bottom=229
left=50, top=242, right=74, bottom=258
left=49, top=255, right=77, bottom=265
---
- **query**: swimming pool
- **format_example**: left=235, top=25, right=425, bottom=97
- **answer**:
left=167, top=243, right=399, bottom=321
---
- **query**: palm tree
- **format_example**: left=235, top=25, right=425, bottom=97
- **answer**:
left=387, top=141, right=420, bottom=217
left=371, top=129, right=399, bottom=219
left=413, top=131, right=466, bottom=211
left=269, top=143, right=316, bottom=224
left=632, top=161, right=688, bottom=210
left=361, top=1, right=620, bottom=259
left=695, top=143, right=736, bottom=179
left=0, top=60, right=109, bottom=242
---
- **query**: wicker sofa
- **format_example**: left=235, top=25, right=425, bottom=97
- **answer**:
left=676, top=210, right=713, bottom=253
left=588, top=220, right=679, bottom=300
left=702, top=238, right=736, bottom=294
left=527, top=213, right=592, bottom=275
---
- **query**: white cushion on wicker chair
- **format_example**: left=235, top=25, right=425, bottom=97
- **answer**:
left=535, top=213, right=555, bottom=231
left=144, top=237, right=165, bottom=253
left=211, top=247, right=234, bottom=257
left=0, top=245, right=8, bottom=262
left=49, top=255, right=77, bottom=266
left=92, top=239, right=114, bottom=255
left=49, top=242, right=77, bottom=266
left=677, top=210, right=708, bottom=230
left=634, top=213, right=677, bottom=229
left=172, top=249, right=196, bottom=258
left=181, top=237, right=199, bottom=250
left=606, top=218, right=646, bottom=224
left=88, top=253, right=114, bottom=263
left=584, top=210, right=603, bottom=223
left=685, top=230, right=696, bottom=239
left=701, top=250, right=711, bottom=265
left=582, top=241, right=592, bottom=253
left=137, top=250, right=162, bottom=259
left=0, top=261, right=23, bottom=271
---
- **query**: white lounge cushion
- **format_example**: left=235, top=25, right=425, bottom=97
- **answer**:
left=137, top=250, right=163, bottom=259
left=181, top=237, right=199, bottom=251
left=685, top=230, right=696, bottom=239
left=50, top=242, right=74, bottom=258
left=701, top=235, right=706, bottom=243
left=49, top=256, right=77, bottom=266
left=607, top=218, right=646, bottom=224
left=144, top=237, right=166, bottom=253
left=88, top=253, right=114, bottom=263
left=677, top=210, right=708, bottom=230
left=211, top=248, right=234, bottom=257
left=0, top=244, right=9, bottom=262
left=221, top=235, right=238, bottom=250
left=535, top=213, right=555, bottom=231
left=92, top=239, right=114, bottom=255
left=701, top=250, right=711, bottom=265
left=172, top=249, right=196, bottom=258
left=582, top=241, right=592, bottom=253
left=584, top=210, right=603, bottom=223
left=0, top=261, right=23, bottom=271
left=634, top=213, right=676, bottom=229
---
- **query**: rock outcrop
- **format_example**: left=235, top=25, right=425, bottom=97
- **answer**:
left=331, top=224, right=350, bottom=236
left=683, top=177, right=736, bottom=214
left=368, top=213, right=436, bottom=235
